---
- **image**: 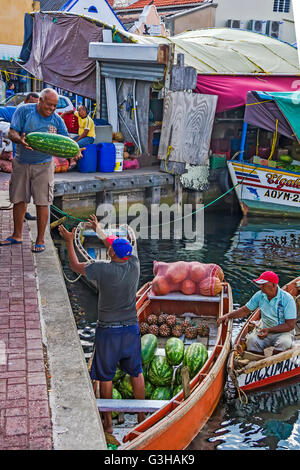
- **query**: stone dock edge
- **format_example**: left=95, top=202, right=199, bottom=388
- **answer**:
left=28, top=214, right=106, bottom=450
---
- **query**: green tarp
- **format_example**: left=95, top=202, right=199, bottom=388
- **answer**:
left=261, top=91, right=300, bottom=141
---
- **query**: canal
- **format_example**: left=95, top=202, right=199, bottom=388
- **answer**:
left=55, top=212, right=300, bottom=450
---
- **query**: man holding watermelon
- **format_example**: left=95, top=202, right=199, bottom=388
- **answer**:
left=58, top=215, right=145, bottom=434
left=0, top=88, right=82, bottom=253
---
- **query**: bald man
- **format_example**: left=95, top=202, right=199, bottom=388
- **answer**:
left=0, top=88, right=82, bottom=253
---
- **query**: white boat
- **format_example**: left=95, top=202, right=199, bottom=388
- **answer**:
left=227, top=90, right=300, bottom=218
left=74, top=222, right=137, bottom=292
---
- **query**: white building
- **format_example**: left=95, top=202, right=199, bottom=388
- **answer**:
left=41, top=0, right=125, bottom=30
left=212, top=0, right=296, bottom=45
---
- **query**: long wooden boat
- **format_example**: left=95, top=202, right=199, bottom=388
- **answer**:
left=227, top=277, right=300, bottom=395
left=95, top=280, right=233, bottom=450
left=227, top=160, right=300, bottom=218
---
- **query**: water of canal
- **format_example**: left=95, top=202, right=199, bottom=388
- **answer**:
left=58, top=212, right=300, bottom=450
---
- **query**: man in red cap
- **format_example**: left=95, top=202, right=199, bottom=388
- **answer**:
left=59, top=215, right=145, bottom=434
left=218, top=271, right=297, bottom=355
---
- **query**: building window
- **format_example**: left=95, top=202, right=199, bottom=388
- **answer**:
left=273, top=0, right=290, bottom=13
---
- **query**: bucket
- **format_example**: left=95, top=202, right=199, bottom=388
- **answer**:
left=114, top=143, right=124, bottom=172
left=97, top=143, right=116, bottom=172
left=78, top=144, right=97, bottom=173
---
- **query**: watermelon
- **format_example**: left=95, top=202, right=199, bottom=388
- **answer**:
left=165, top=337, right=184, bottom=365
left=112, top=388, right=122, bottom=418
left=141, top=333, right=158, bottom=365
left=151, top=386, right=172, bottom=400
left=148, top=356, right=173, bottom=386
left=183, top=342, right=208, bottom=378
left=172, top=384, right=182, bottom=397
left=145, top=381, right=155, bottom=399
left=279, top=154, right=293, bottom=164
left=118, top=374, right=134, bottom=399
left=112, top=366, right=125, bottom=384
left=25, top=132, right=80, bottom=158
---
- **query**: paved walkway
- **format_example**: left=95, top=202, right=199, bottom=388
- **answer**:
left=0, top=172, right=106, bottom=450
left=0, top=175, right=52, bottom=450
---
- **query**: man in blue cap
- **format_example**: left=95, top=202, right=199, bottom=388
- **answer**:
left=59, top=214, right=145, bottom=434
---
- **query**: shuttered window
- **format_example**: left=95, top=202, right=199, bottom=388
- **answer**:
left=273, top=0, right=290, bottom=13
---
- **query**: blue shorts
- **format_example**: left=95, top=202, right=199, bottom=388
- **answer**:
left=90, top=324, right=143, bottom=382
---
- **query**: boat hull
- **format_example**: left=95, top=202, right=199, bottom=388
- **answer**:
left=237, top=353, right=300, bottom=392
left=227, top=161, right=300, bottom=218
left=228, top=277, right=300, bottom=393
left=121, top=282, right=233, bottom=450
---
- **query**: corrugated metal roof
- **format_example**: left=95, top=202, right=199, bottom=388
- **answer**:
left=117, top=0, right=205, bottom=10
left=39, top=0, right=66, bottom=10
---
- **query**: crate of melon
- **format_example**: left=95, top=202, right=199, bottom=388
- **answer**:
left=151, top=261, right=224, bottom=297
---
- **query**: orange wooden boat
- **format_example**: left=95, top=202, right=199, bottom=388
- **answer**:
left=97, top=280, right=233, bottom=450
left=227, top=277, right=300, bottom=395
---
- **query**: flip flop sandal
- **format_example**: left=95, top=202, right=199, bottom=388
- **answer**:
left=0, top=237, right=22, bottom=246
left=32, top=244, right=46, bottom=253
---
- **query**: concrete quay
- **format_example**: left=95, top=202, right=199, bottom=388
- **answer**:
left=0, top=173, right=106, bottom=450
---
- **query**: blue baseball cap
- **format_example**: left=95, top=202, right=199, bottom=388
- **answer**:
left=107, top=235, right=133, bottom=260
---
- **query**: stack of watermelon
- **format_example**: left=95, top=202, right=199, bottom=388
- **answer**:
left=111, top=333, right=208, bottom=408
left=141, top=334, right=208, bottom=400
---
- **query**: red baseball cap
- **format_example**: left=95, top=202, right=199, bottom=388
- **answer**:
left=253, top=271, right=279, bottom=284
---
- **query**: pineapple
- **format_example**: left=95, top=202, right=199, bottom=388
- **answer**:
left=197, top=323, right=210, bottom=337
left=185, top=322, right=198, bottom=340
left=147, top=314, right=158, bottom=325
left=182, top=318, right=191, bottom=331
left=159, top=324, right=171, bottom=337
left=158, top=313, right=168, bottom=325
left=166, top=315, right=176, bottom=327
left=148, top=324, right=159, bottom=336
left=140, top=322, right=149, bottom=335
left=172, top=322, right=184, bottom=338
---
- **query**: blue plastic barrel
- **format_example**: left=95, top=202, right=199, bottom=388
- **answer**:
left=78, top=144, right=97, bottom=173
left=97, top=143, right=116, bottom=172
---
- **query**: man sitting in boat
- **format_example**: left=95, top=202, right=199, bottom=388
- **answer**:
left=218, top=271, right=297, bottom=355
left=58, top=215, right=145, bottom=434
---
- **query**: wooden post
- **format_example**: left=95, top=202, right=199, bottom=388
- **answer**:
left=103, top=29, right=119, bottom=133
left=181, top=366, right=191, bottom=400
left=96, top=60, right=101, bottom=119
left=174, top=175, right=183, bottom=212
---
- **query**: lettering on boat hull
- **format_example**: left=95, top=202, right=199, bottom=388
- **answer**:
left=238, top=356, right=300, bottom=389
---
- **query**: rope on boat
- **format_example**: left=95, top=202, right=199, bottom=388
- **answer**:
left=62, top=270, right=82, bottom=283
left=227, top=354, right=248, bottom=405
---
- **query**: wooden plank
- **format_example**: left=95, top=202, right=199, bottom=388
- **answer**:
left=96, top=398, right=168, bottom=413
left=181, top=366, right=191, bottom=399
left=171, top=54, right=197, bottom=92
left=158, top=91, right=217, bottom=166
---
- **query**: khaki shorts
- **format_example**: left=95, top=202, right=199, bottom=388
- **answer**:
left=9, top=159, right=54, bottom=206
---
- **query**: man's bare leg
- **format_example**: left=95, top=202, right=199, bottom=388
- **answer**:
left=0, top=202, right=26, bottom=244
left=34, top=205, right=49, bottom=251
left=131, top=373, right=146, bottom=424
left=100, top=380, right=113, bottom=433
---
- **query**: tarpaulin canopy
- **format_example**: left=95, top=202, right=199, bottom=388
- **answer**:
left=195, top=75, right=298, bottom=113
left=244, top=91, right=300, bottom=142
left=137, top=28, right=300, bottom=75
left=21, top=12, right=133, bottom=99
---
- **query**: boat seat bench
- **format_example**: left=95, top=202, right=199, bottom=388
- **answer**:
left=97, top=398, right=169, bottom=413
